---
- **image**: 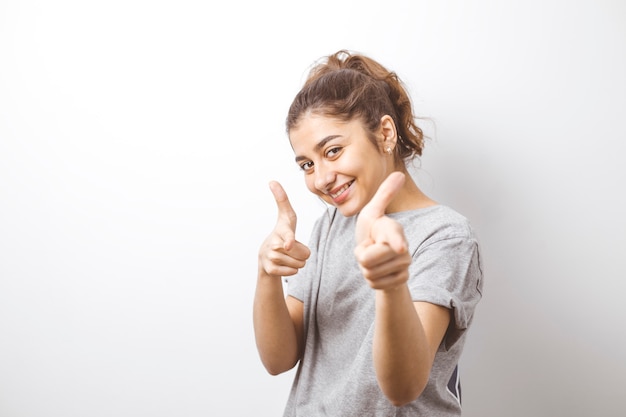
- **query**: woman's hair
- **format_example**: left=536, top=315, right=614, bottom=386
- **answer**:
left=286, top=50, right=425, bottom=161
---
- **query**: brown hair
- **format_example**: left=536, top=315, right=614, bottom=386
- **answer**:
left=286, top=50, right=425, bottom=162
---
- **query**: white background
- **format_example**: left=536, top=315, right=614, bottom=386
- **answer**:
left=1, top=1, right=625, bottom=416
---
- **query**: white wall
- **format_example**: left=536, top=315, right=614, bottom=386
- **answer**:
left=1, top=1, right=624, bottom=416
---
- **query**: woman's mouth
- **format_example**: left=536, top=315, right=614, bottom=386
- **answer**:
left=330, top=180, right=354, bottom=202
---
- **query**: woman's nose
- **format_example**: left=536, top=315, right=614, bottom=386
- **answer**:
left=314, top=163, right=336, bottom=192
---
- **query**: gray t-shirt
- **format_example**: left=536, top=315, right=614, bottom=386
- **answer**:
left=284, top=205, right=483, bottom=416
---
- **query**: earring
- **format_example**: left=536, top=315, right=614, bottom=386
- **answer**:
left=385, top=146, right=393, bottom=155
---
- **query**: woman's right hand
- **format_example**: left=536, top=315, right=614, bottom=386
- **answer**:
left=259, top=181, right=311, bottom=278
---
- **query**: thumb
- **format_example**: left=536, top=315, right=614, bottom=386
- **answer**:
left=269, top=181, right=297, bottom=248
left=360, top=171, right=406, bottom=220
left=356, top=172, right=405, bottom=244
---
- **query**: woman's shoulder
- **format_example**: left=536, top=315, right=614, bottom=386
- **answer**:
left=391, top=204, right=478, bottom=244
left=391, top=204, right=467, bottom=222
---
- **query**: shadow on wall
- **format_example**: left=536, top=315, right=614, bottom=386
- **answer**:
left=414, top=129, right=625, bottom=416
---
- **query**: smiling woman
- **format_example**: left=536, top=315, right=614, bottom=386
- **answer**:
left=253, top=50, right=484, bottom=416
left=291, top=115, right=412, bottom=216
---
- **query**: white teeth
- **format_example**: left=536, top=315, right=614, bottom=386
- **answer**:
left=330, top=182, right=352, bottom=198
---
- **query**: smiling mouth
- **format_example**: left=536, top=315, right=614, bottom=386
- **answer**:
left=330, top=180, right=354, bottom=199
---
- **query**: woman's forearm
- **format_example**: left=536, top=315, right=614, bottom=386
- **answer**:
left=373, top=284, right=432, bottom=406
left=253, top=270, right=301, bottom=375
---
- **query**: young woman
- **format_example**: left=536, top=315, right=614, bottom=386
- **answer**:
left=253, top=50, right=483, bottom=416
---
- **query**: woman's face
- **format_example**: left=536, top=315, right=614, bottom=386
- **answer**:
left=289, top=113, right=395, bottom=217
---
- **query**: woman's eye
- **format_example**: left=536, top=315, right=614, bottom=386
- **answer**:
left=300, top=161, right=314, bottom=171
left=326, top=147, right=341, bottom=157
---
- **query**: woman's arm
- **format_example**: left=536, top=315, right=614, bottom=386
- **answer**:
left=253, top=181, right=309, bottom=375
left=354, top=172, right=451, bottom=405
left=374, top=287, right=450, bottom=406
left=253, top=274, right=304, bottom=375
left=355, top=238, right=450, bottom=405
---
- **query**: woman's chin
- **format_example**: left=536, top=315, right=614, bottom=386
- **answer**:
left=335, top=203, right=361, bottom=218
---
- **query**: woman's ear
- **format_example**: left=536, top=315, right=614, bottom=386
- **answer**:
left=379, top=115, right=398, bottom=153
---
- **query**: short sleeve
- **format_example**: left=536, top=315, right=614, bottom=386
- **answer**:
left=409, top=235, right=483, bottom=349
